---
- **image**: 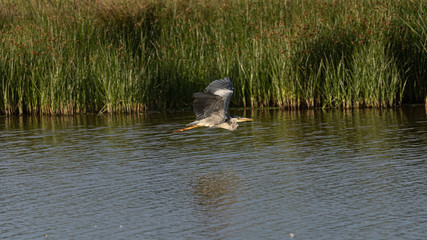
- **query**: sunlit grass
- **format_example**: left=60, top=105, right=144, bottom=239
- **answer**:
left=0, top=0, right=426, bottom=115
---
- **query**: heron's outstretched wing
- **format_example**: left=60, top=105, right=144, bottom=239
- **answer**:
left=204, top=77, right=233, bottom=114
left=193, top=92, right=225, bottom=121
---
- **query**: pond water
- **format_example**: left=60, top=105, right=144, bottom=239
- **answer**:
left=1, top=107, right=427, bottom=239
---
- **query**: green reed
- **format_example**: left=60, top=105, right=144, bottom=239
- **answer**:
left=0, top=0, right=426, bottom=115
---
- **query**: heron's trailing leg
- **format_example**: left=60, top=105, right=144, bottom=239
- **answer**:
left=173, top=125, right=201, bottom=134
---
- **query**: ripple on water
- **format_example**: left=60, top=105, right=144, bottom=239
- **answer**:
left=1, top=108, right=427, bottom=239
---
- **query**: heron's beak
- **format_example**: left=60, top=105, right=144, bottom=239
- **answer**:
left=236, top=117, right=253, bottom=122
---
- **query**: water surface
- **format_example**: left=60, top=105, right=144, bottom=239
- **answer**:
left=1, top=107, right=427, bottom=239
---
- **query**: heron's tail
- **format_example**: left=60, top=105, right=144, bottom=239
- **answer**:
left=173, top=125, right=201, bottom=134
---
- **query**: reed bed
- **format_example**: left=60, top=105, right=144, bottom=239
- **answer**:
left=0, top=0, right=426, bottom=115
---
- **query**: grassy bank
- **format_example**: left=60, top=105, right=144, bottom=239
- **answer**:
left=0, top=0, right=426, bottom=115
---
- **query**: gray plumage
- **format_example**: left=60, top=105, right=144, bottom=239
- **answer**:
left=192, top=77, right=234, bottom=122
left=173, top=77, right=252, bottom=133
left=204, top=77, right=234, bottom=114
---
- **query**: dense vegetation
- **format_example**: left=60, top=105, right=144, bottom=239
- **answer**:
left=0, top=0, right=426, bottom=115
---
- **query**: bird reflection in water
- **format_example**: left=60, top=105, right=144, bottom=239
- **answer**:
left=191, top=170, right=239, bottom=206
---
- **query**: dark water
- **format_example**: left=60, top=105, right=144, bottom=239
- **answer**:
left=1, top=107, right=427, bottom=239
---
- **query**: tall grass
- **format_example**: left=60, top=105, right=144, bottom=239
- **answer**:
left=0, top=0, right=426, bottom=115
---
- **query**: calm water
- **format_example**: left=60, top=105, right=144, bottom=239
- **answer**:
left=1, top=107, right=427, bottom=239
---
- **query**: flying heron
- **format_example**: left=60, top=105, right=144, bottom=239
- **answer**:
left=173, top=77, right=253, bottom=133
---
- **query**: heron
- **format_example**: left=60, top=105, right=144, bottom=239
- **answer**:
left=173, top=77, right=253, bottom=133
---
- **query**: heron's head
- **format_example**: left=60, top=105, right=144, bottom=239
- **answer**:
left=228, top=118, right=239, bottom=130
left=227, top=116, right=252, bottom=130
